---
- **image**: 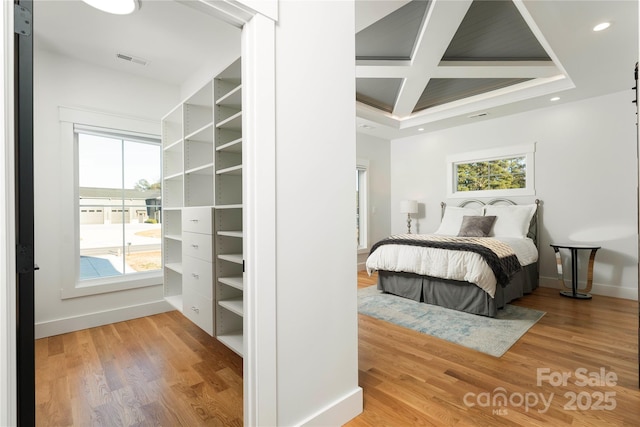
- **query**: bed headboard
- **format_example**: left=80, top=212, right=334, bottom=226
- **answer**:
left=440, top=198, right=541, bottom=246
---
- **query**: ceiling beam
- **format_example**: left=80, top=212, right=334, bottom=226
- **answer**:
left=356, top=64, right=412, bottom=79
left=433, top=61, right=561, bottom=79
left=392, top=0, right=473, bottom=117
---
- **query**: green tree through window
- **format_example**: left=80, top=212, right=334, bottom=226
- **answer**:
left=456, top=156, right=526, bottom=192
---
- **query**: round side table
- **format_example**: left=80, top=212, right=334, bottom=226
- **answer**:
left=550, top=243, right=600, bottom=300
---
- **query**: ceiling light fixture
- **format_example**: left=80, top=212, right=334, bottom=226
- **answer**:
left=550, top=96, right=560, bottom=101
left=593, top=22, right=611, bottom=32
left=82, top=0, right=140, bottom=15
left=418, top=128, right=424, bottom=132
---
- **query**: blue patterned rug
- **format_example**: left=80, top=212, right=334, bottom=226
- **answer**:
left=358, top=285, right=545, bottom=357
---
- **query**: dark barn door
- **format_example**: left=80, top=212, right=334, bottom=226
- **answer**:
left=15, top=0, right=36, bottom=425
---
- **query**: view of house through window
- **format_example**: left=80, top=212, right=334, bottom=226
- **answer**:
left=455, top=156, right=526, bottom=192
left=78, top=131, right=161, bottom=280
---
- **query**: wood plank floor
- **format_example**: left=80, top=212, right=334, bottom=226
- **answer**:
left=36, top=272, right=639, bottom=426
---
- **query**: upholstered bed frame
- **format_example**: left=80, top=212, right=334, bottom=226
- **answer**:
left=376, top=199, right=541, bottom=317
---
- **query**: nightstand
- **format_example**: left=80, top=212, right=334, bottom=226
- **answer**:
left=550, top=244, right=600, bottom=299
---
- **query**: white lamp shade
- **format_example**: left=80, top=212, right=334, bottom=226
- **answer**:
left=400, top=200, right=418, bottom=214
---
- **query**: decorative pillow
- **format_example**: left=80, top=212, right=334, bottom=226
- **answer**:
left=434, top=206, right=484, bottom=235
left=483, top=204, right=537, bottom=238
left=458, top=215, right=497, bottom=237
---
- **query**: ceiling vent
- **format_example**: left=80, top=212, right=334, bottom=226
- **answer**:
left=468, top=112, right=489, bottom=119
left=116, top=53, right=147, bottom=66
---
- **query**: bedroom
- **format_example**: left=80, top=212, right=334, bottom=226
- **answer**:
left=0, top=0, right=633, bottom=426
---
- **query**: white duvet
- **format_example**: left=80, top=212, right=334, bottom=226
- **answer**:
left=365, top=234, right=538, bottom=298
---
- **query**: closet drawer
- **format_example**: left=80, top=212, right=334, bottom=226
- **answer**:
left=183, top=255, right=213, bottom=299
left=182, top=207, right=213, bottom=234
left=183, top=290, right=213, bottom=336
left=182, top=231, right=213, bottom=262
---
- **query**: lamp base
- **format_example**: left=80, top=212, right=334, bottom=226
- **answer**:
left=406, top=214, right=412, bottom=234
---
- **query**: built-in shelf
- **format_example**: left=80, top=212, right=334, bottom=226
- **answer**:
left=185, top=122, right=214, bottom=141
left=164, top=139, right=183, bottom=152
left=216, top=111, right=242, bottom=130
left=215, top=204, right=243, bottom=210
left=164, top=172, right=183, bottom=181
left=216, top=165, right=242, bottom=175
left=185, top=163, right=215, bottom=175
left=218, top=231, right=242, bottom=238
left=219, top=276, right=243, bottom=291
left=217, top=333, right=243, bottom=356
left=165, top=263, right=183, bottom=274
left=218, top=253, right=243, bottom=265
left=216, top=84, right=242, bottom=107
left=218, top=297, right=243, bottom=317
left=164, top=234, right=182, bottom=241
left=165, top=294, right=183, bottom=311
left=216, top=138, right=242, bottom=153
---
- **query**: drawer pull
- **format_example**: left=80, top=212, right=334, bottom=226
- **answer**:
left=192, top=273, right=199, bottom=279
left=190, top=219, right=199, bottom=222
left=191, top=244, right=199, bottom=249
left=191, top=306, right=200, bottom=314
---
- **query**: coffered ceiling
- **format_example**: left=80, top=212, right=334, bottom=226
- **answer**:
left=355, top=0, right=638, bottom=139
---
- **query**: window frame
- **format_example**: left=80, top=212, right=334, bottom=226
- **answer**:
left=356, top=158, right=369, bottom=253
left=59, top=107, right=162, bottom=299
left=446, top=143, right=536, bottom=199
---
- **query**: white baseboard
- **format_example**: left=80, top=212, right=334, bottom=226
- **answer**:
left=539, top=276, right=638, bottom=301
left=357, top=261, right=366, bottom=271
left=299, top=387, right=363, bottom=427
left=35, top=299, right=174, bottom=339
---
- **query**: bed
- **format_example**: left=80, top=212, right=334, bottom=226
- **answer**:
left=365, top=199, right=540, bottom=317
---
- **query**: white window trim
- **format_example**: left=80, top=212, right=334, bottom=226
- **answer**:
left=356, top=158, right=369, bottom=253
left=446, top=143, right=536, bottom=199
left=59, top=106, right=162, bottom=299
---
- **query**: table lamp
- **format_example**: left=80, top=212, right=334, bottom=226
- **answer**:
left=400, top=200, right=418, bottom=234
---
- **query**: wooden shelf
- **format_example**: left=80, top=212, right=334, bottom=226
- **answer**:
left=216, top=333, right=243, bottom=357
left=219, top=276, right=243, bottom=291
left=218, top=297, right=243, bottom=317
left=218, top=254, right=243, bottom=265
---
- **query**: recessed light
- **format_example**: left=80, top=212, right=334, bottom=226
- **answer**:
left=358, top=124, right=375, bottom=130
left=82, top=0, right=139, bottom=15
left=593, top=22, right=611, bottom=32
left=550, top=97, right=560, bottom=101
left=418, top=128, right=424, bottom=132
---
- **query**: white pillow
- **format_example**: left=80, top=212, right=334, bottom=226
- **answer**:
left=434, top=206, right=484, bottom=235
left=484, top=204, right=537, bottom=238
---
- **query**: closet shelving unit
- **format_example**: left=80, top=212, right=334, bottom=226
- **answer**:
left=214, top=58, right=244, bottom=357
left=161, top=57, right=244, bottom=356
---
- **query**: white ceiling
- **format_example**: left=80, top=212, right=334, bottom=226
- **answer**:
left=34, top=1, right=637, bottom=140
left=34, top=0, right=241, bottom=88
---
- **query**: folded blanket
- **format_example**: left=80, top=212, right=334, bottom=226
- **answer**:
left=369, top=234, right=522, bottom=287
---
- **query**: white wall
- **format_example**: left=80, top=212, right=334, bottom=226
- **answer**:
left=391, top=90, right=638, bottom=300
left=33, top=48, right=181, bottom=336
left=356, top=133, right=391, bottom=270
left=274, top=0, right=362, bottom=425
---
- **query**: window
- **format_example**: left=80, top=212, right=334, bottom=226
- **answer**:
left=77, top=128, right=161, bottom=282
left=447, top=144, right=535, bottom=198
left=356, top=159, right=369, bottom=251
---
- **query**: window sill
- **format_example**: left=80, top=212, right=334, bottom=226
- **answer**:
left=60, top=271, right=162, bottom=300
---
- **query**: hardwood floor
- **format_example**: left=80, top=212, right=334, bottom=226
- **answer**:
left=347, top=271, right=640, bottom=426
left=35, top=310, right=243, bottom=426
left=36, top=273, right=639, bottom=426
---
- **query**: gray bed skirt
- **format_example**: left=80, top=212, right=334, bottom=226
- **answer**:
left=377, top=263, right=539, bottom=317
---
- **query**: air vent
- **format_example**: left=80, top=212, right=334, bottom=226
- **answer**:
left=116, top=53, right=147, bottom=66
left=468, top=112, right=489, bottom=119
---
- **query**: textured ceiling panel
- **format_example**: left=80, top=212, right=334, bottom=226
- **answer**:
left=356, top=78, right=404, bottom=113
left=443, top=0, right=550, bottom=61
left=414, top=78, right=532, bottom=112
left=356, top=0, right=430, bottom=60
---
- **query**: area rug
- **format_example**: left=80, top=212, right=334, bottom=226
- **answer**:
left=358, top=285, right=545, bottom=357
